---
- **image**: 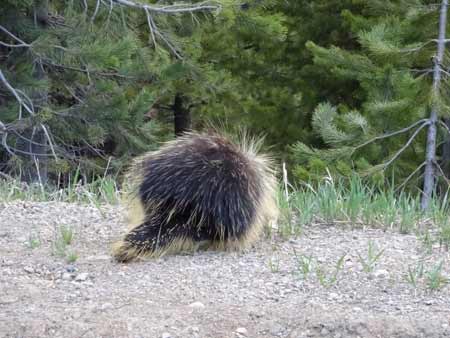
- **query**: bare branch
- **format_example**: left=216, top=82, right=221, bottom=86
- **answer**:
left=439, top=119, right=450, bottom=135
left=395, top=161, right=427, bottom=192
left=41, top=58, right=133, bottom=79
left=91, top=0, right=101, bottom=23
left=0, top=24, right=31, bottom=48
left=154, top=28, right=183, bottom=59
left=112, top=0, right=221, bottom=14
left=0, top=69, right=35, bottom=115
left=434, top=160, right=450, bottom=186
left=40, top=124, right=57, bottom=159
left=145, top=8, right=158, bottom=49
left=382, top=121, right=429, bottom=169
left=354, top=118, right=429, bottom=152
left=110, top=0, right=221, bottom=58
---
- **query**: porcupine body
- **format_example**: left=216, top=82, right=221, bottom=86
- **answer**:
left=112, top=131, right=277, bottom=262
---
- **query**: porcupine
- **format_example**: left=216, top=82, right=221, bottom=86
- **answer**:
left=112, top=131, right=278, bottom=262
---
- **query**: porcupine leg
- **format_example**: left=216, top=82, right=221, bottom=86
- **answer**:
left=113, top=210, right=194, bottom=262
left=113, top=215, right=162, bottom=262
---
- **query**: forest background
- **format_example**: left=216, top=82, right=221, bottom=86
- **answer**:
left=2, top=0, right=450, bottom=207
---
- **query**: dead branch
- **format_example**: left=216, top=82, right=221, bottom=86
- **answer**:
left=0, top=24, right=31, bottom=48
left=354, top=118, right=429, bottom=152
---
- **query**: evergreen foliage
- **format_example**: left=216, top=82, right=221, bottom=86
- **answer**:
left=290, top=0, right=450, bottom=190
left=0, top=0, right=218, bottom=183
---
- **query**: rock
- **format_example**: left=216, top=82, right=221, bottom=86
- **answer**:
left=190, top=326, right=199, bottom=333
left=373, top=269, right=389, bottom=278
left=329, top=292, right=339, bottom=300
left=23, top=266, right=34, bottom=274
left=188, top=301, right=205, bottom=309
left=62, top=273, right=73, bottom=281
left=320, top=327, right=329, bottom=335
left=0, top=296, right=18, bottom=304
left=75, top=273, right=89, bottom=282
left=161, top=332, right=172, bottom=338
left=101, top=302, right=114, bottom=311
left=236, top=327, right=248, bottom=336
left=66, top=266, right=76, bottom=273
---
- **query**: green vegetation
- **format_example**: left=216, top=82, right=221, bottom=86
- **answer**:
left=1, top=0, right=450, bottom=203
left=357, top=241, right=384, bottom=273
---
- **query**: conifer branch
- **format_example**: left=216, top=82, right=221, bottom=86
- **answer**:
left=109, top=0, right=221, bottom=58
left=0, top=69, right=58, bottom=159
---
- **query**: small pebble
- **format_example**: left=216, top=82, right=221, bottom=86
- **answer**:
left=236, top=327, right=248, bottom=336
left=188, top=301, right=205, bottom=309
left=62, top=273, right=73, bottom=281
left=161, top=333, right=172, bottom=338
left=23, top=266, right=34, bottom=274
left=373, top=269, right=389, bottom=278
left=75, top=273, right=89, bottom=282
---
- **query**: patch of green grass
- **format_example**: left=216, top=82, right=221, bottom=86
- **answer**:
left=276, top=176, right=444, bottom=243
left=0, top=176, right=120, bottom=205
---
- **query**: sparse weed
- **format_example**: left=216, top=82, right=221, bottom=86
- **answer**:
left=293, top=249, right=313, bottom=279
left=52, top=239, right=67, bottom=257
left=426, top=260, right=449, bottom=291
left=404, top=262, right=424, bottom=288
left=27, top=233, right=41, bottom=249
left=268, top=256, right=280, bottom=273
left=66, top=251, right=78, bottom=263
left=60, top=225, right=74, bottom=245
left=357, top=240, right=384, bottom=273
left=420, top=230, right=435, bottom=254
left=316, top=253, right=347, bottom=287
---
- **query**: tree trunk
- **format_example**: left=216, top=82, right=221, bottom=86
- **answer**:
left=421, top=0, right=448, bottom=210
left=173, top=93, right=191, bottom=136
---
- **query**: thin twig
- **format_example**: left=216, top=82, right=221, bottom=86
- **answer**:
left=0, top=24, right=31, bottom=47
left=354, top=119, right=429, bottom=151
left=0, top=69, right=35, bottom=115
left=434, top=161, right=450, bottom=186
left=40, top=124, right=57, bottom=159
left=395, top=161, right=427, bottom=192
left=145, top=8, right=157, bottom=49
left=382, top=121, right=429, bottom=169
left=112, top=0, right=221, bottom=14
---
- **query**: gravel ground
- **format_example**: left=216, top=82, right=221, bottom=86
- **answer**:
left=1, top=201, right=450, bottom=338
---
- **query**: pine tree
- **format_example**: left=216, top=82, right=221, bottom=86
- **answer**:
left=0, top=0, right=220, bottom=183
left=290, top=0, right=450, bottom=196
